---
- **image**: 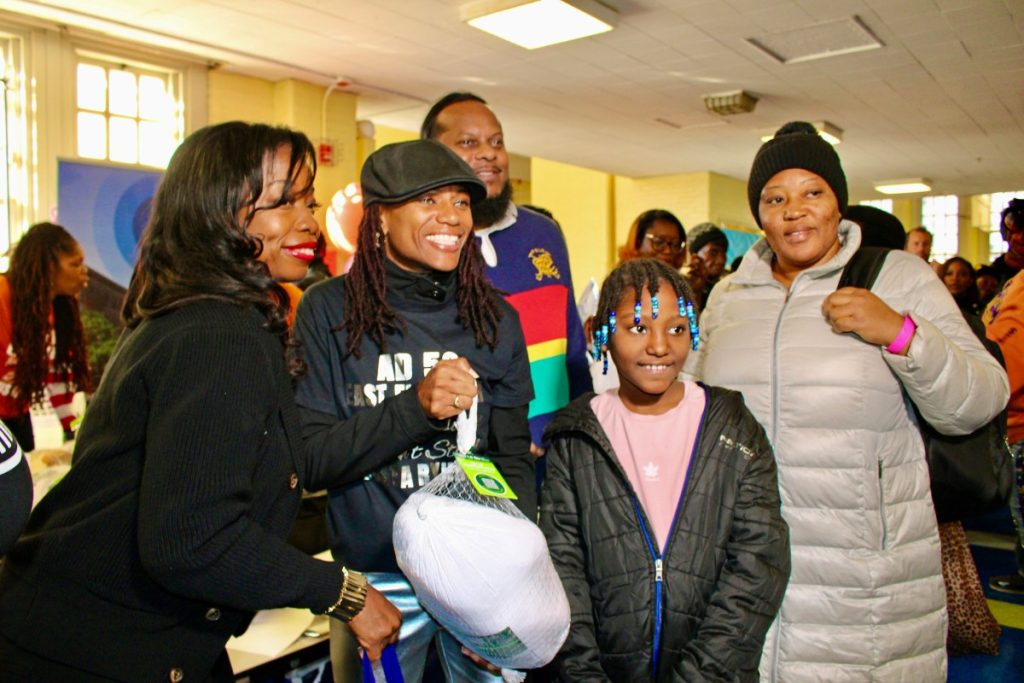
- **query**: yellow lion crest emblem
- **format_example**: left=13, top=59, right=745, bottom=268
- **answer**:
left=528, top=248, right=560, bottom=281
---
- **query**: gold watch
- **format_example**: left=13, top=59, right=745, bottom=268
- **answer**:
left=321, top=567, right=368, bottom=621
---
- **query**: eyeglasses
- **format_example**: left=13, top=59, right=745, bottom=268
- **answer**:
left=644, top=233, right=684, bottom=254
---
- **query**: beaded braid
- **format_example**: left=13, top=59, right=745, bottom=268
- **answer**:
left=340, top=204, right=502, bottom=358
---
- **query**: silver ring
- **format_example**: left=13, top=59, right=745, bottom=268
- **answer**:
left=453, top=394, right=463, bottom=410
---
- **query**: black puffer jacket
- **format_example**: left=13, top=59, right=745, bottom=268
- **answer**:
left=540, top=385, right=790, bottom=682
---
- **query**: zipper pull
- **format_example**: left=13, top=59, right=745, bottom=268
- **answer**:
left=655, top=558, right=663, bottom=582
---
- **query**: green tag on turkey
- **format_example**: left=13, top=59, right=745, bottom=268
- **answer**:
left=456, top=454, right=518, bottom=500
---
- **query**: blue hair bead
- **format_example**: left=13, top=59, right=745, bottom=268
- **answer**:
left=651, top=294, right=659, bottom=320
left=602, top=349, right=609, bottom=375
left=685, top=300, right=699, bottom=350
left=634, top=300, right=642, bottom=325
left=677, top=295, right=685, bottom=318
left=609, top=310, right=617, bottom=334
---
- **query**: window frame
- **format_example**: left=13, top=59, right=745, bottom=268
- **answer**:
left=74, top=49, right=184, bottom=169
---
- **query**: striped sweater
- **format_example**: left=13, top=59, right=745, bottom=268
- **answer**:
left=476, top=205, right=592, bottom=445
left=0, top=276, right=77, bottom=434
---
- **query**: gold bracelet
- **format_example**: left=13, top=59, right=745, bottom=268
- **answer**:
left=320, top=566, right=368, bottom=621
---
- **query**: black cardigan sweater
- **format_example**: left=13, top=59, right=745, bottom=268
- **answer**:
left=540, top=387, right=791, bottom=682
left=0, top=300, right=443, bottom=682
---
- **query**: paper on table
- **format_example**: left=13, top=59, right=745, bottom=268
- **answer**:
left=226, top=607, right=317, bottom=657
left=226, top=551, right=334, bottom=657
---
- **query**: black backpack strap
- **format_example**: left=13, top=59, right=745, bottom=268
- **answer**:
left=838, top=246, right=890, bottom=291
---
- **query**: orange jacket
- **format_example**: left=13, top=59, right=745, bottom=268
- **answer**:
left=985, top=272, right=1024, bottom=443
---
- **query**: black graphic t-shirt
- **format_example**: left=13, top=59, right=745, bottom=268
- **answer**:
left=294, top=261, right=533, bottom=571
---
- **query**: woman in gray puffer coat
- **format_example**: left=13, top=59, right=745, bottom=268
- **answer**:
left=684, top=122, right=1009, bottom=682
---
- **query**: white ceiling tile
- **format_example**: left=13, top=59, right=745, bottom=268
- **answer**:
left=3, top=0, right=1014, bottom=193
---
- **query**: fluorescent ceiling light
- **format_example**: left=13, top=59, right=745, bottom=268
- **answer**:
left=760, top=121, right=843, bottom=145
left=874, top=179, right=932, bottom=195
left=462, top=0, right=617, bottom=50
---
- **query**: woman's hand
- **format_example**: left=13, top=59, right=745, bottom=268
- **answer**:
left=416, top=357, right=479, bottom=420
left=347, top=585, right=401, bottom=662
left=822, top=287, right=906, bottom=348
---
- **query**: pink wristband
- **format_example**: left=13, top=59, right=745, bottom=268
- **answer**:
left=885, top=314, right=917, bottom=355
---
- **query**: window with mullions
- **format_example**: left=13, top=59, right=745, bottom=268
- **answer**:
left=76, top=58, right=182, bottom=168
left=988, top=191, right=1024, bottom=258
left=921, top=195, right=959, bottom=262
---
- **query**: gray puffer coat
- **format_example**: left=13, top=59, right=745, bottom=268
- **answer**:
left=685, top=221, right=1009, bottom=682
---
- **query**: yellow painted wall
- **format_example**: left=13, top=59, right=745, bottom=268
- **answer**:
left=708, top=172, right=758, bottom=234
left=530, top=157, right=613, bottom=288
left=614, top=172, right=710, bottom=249
left=374, top=124, right=417, bottom=148
left=208, top=71, right=275, bottom=125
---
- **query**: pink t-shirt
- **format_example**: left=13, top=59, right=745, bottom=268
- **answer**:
left=591, top=382, right=706, bottom=553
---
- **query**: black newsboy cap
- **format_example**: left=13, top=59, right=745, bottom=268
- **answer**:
left=361, top=139, right=486, bottom=206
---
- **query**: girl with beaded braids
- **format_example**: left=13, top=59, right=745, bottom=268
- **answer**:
left=293, top=139, right=535, bottom=682
left=0, top=222, right=91, bottom=450
left=539, top=257, right=789, bottom=682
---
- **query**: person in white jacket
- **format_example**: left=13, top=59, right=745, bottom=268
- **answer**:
left=684, top=121, right=1009, bottom=683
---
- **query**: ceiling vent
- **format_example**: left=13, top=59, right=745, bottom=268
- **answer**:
left=746, top=16, right=883, bottom=65
left=703, top=90, right=758, bottom=116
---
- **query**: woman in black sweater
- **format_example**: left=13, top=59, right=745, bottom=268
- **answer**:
left=0, top=122, right=478, bottom=682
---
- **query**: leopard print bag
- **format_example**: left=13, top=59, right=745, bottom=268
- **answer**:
left=939, top=521, right=1001, bottom=656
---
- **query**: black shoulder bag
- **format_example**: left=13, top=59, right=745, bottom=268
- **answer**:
left=839, top=247, right=1013, bottom=523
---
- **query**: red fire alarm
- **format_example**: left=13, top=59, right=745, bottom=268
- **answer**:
left=318, top=143, right=334, bottom=165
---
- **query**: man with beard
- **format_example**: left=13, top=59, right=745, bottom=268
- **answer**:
left=422, top=93, right=591, bottom=459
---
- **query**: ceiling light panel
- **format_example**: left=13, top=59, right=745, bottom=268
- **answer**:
left=462, top=0, right=617, bottom=50
left=746, top=16, right=883, bottom=65
left=874, top=179, right=932, bottom=195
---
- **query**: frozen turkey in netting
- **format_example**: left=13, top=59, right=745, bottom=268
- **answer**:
left=392, top=463, right=569, bottom=670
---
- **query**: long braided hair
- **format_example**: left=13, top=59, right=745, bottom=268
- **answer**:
left=594, top=258, right=700, bottom=349
left=341, top=200, right=502, bottom=358
left=122, top=122, right=316, bottom=377
left=7, top=222, right=91, bottom=406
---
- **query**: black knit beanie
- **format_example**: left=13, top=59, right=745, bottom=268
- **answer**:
left=747, top=121, right=847, bottom=228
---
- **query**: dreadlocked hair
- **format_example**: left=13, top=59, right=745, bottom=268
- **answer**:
left=595, top=257, right=700, bottom=337
left=7, top=222, right=92, bottom=406
left=122, top=122, right=317, bottom=378
left=341, top=202, right=503, bottom=358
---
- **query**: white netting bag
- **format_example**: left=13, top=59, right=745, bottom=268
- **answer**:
left=392, top=398, right=569, bottom=672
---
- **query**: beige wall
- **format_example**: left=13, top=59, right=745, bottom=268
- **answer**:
left=530, top=157, right=614, bottom=290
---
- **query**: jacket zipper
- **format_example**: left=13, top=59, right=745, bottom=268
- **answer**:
left=631, top=498, right=664, bottom=679
left=629, top=386, right=710, bottom=681
left=766, top=282, right=793, bottom=681
left=878, top=460, right=888, bottom=548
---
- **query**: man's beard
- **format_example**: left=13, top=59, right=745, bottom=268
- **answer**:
left=472, top=182, right=513, bottom=228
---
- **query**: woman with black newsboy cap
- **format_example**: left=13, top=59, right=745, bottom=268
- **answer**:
left=293, top=139, right=534, bottom=682
left=685, top=121, right=1008, bottom=682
